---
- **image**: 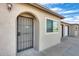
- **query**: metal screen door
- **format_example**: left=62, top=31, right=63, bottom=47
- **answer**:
left=17, top=16, right=33, bottom=52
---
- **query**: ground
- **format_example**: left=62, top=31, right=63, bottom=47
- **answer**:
left=17, top=36, right=79, bottom=56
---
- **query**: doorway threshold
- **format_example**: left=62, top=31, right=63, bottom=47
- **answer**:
left=16, top=48, right=44, bottom=56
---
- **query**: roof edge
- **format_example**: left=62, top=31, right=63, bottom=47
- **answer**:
left=28, top=3, right=64, bottom=19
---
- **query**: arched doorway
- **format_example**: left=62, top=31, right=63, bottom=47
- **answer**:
left=17, top=12, right=39, bottom=52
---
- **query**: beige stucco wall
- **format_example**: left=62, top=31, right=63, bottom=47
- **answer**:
left=0, top=3, right=62, bottom=56
left=69, top=25, right=79, bottom=37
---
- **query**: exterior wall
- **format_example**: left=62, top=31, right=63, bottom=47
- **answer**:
left=39, top=18, right=61, bottom=51
left=0, top=3, right=62, bottom=55
left=69, top=25, right=79, bottom=37
left=0, top=4, right=16, bottom=56
left=60, top=23, right=69, bottom=38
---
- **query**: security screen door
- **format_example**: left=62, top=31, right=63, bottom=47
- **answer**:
left=17, top=16, right=33, bottom=52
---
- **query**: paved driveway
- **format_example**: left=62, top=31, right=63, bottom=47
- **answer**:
left=17, top=36, right=79, bottom=56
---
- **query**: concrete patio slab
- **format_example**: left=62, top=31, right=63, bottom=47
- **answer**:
left=17, top=36, right=79, bottom=56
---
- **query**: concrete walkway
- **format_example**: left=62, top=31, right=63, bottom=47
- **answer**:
left=17, top=36, right=79, bottom=56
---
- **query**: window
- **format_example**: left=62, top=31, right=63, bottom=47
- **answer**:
left=47, top=19, right=58, bottom=32
left=47, top=19, right=53, bottom=32
left=53, top=21, right=58, bottom=32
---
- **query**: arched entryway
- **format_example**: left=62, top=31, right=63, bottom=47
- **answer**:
left=17, top=12, right=39, bottom=52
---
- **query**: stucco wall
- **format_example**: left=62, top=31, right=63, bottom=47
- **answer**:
left=39, top=17, right=61, bottom=51
left=0, top=3, right=62, bottom=55
left=69, top=25, right=79, bottom=37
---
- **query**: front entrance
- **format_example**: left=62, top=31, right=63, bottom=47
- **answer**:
left=61, top=25, right=64, bottom=37
left=64, top=26, right=68, bottom=37
left=17, top=16, right=33, bottom=52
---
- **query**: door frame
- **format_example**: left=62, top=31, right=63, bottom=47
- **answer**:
left=61, top=24, right=64, bottom=37
left=17, top=15, right=34, bottom=52
left=68, top=26, right=69, bottom=36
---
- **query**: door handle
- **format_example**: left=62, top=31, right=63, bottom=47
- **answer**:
left=17, top=32, right=20, bottom=36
